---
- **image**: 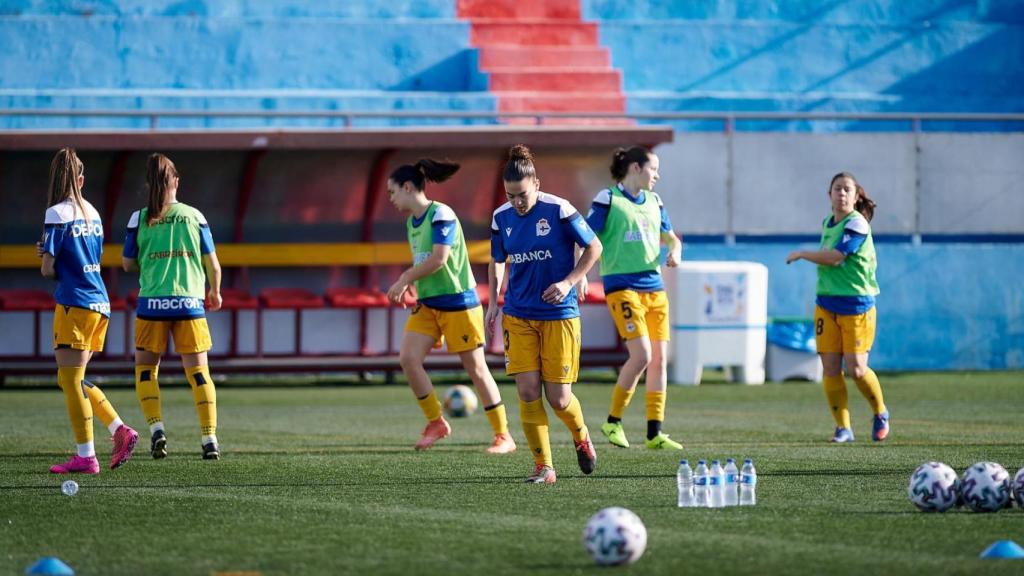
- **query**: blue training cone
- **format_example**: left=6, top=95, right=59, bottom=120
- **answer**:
left=980, top=540, right=1024, bottom=559
left=24, top=557, right=74, bottom=575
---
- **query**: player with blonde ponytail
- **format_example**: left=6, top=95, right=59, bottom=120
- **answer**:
left=41, top=148, right=139, bottom=474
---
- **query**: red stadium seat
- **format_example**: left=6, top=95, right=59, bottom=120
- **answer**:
left=258, top=288, right=325, bottom=309
left=325, top=287, right=389, bottom=309
left=582, top=280, right=606, bottom=303
left=0, top=289, right=55, bottom=311
left=217, top=288, right=258, bottom=310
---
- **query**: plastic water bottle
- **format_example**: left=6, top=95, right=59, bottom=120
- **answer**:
left=676, top=459, right=695, bottom=507
left=693, top=459, right=709, bottom=507
left=61, top=480, right=78, bottom=496
left=740, top=458, right=757, bottom=506
left=709, top=460, right=725, bottom=508
left=724, top=458, right=739, bottom=507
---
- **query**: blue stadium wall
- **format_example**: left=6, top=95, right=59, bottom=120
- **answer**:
left=0, top=0, right=1021, bottom=371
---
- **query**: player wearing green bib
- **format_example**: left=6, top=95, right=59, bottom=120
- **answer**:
left=786, top=172, right=889, bottom=443
left=123, top=154, right=223, bottom=460
left=385, top=159, right=516, bottom=455
left=586, top=146, right=683, bottom=450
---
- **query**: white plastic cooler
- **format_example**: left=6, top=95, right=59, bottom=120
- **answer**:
left=667, top=261, right=768, bottom=385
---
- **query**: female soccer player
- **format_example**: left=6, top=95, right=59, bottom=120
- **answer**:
left=41, top=148, right=138, bottom=474
left=485, top=145, right=602, bottom=484
left=385, top=158, right=516, bottom=454
left=123, top=153, right=223, bottom=459
left=586, top=146, right=683, bottom=450
left=786, top=172, right=889, bottom=443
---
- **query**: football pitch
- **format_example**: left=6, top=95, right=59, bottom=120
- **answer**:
left=1, top=372, right=1022, bottom=575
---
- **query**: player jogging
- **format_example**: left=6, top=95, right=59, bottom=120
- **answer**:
left=586, top=146, right=684, bottom=450
left=486, top=145, right=602, bottom=484
left=123, top=153, right=223, bottom=459
left=40, top=148, right=138, bottom=474
left=786, top=172, right=889, bottom=443
left=385, top=158, right=516, bottom=454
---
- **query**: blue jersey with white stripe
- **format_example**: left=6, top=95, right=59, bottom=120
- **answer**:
left=491, top=192, right=595, bottom=320
left=42, top=198, right=110, bottom=316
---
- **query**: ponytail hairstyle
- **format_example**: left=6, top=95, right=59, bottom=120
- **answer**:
left=609, top=145, right=652, bottom=181
left=503, top=144, right=537, bottom=182
left=47, top=148, right=86, bottom=218
left=145, top=153, right=179, bottom=226
left=389, top=158, right=460, bottom=191
left=829, top=172, right=876, bottom=222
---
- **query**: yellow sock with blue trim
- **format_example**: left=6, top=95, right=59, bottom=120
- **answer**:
left=553, top=394, right=588, bottom=443
left=853, top=368, right=886, bottom=414
left=58, top=366, right=92, bottom=445
left=484, top=402, right=509, bottom=435
left=135, top=365, right=162, bottom=430
left=823, top=375, right=851, bottom=429
left=416, top=390, right=443, bottom=422
left=185, top=366, right=217, bottom=437
left=608, top=384, right=635, bottom=420
left=519, top=399, right=552, bottom=467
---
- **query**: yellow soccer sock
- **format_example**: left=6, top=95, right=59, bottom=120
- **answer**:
left=608, top=384, right=636, bottom=420
left=185, top=366, right=217, bottom=437
left=135, top=365, right=162, bottom=428
left=519, top=399, right=552, bottom=467
left=484, top=402, right=509, bottom=435
left=853, top=368, right=887, bottom=415
left=645, top=390, right=666, bottom=422
left=83, top=380, right=119, bottom=431
left=416, top=390, right=443, bottom=422
left=58, top=366, right=92, bottom=444
left=553, top=394, right=588, bottom=443
left=822, top=374, right=851, bottom=429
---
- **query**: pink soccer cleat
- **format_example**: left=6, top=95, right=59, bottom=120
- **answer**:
left=414, top=417, right=452, bottom=451
left=485, top=432, right=517, bottom=455
left=49, top=455, right=100, bottom=475
left=110, top=425, right=139, bottom=470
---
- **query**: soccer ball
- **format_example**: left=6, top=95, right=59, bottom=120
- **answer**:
left=907, top=462, right=959, bottom=512
left=582, top=507, right=647, bottom=566
left=960, top=462, right=1010, bottom=512
left=442, top=385, right=478, bottom=418
left=1012, top=467, right=1024, bottom=509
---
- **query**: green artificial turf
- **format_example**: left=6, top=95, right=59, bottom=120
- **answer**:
left=1, top=372, right=1022, bottom=575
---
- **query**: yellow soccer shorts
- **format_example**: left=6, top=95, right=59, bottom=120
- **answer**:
left=135, top=317, right=212, bottom=354
left=53, top=305, right=108, bottom=351
left=605, top=289, right=670, bottom=342
left=405, top=304, right=486, bottom=354
left=502, top=314, right=581, bottom=384
left=814, top=305, right=876, bottom=355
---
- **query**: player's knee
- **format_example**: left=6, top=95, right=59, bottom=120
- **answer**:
left=544, top=388, right=570, bottom=410
left=848, top=365, right=868, bottom=380
left=398, top=350, right=421, bottom=372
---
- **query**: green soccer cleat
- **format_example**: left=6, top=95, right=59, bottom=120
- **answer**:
left=645, top=432, right=683, bottom=450
left=600, top=422, right=630, bottom=448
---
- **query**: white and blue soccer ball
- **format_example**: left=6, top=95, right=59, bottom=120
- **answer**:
left=960, top=462, right=1010, bottom=513
left=907, top=462, right=960, bottom=512
left=442, top=385, right=478, bottom=418
left=582, top=507, right=647, bottom=566
left=1012, top=467, right=1024, bottom=509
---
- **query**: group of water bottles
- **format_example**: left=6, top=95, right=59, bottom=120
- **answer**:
left=677, top=457, right=757, bottom=508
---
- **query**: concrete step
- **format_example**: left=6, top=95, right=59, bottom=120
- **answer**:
left=488, top=70, right=622, bottom=92
left=469, top=20, right=598, bottom=46
left=496, top=93, right=626, bottom=113
left=457, top=0, right=580, bottom=19
left=478, top=45, right=610, bottom=69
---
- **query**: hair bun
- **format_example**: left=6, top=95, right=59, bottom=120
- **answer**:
left=508, top=144, right=534, bottom=162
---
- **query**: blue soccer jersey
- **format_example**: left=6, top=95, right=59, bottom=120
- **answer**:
left=42, top=198, right=110, bottom=316
left=491, top=192, right=596, bottom=320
